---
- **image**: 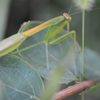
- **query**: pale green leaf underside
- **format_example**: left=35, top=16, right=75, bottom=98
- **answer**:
left=79, top=48, right=100, bottom=95
left=0, top=80, right=9, bottom=100
left=17, top=21, right=82, bottom=83
left=0, top=54, right=44, bottom=100
left=85, top=48, right=100, bottom=79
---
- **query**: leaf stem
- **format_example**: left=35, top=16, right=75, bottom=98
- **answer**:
left=82, top=10, right=85, bottom=80
left=81, top=95, right=85, bottom=100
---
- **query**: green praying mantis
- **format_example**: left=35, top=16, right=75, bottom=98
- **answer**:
left=0, top=13, right=76, bottom=69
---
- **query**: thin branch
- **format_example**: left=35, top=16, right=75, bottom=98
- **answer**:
left=52, top=80, right=98, bottom=100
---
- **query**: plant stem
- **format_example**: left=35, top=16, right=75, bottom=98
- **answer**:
left=82, top=10, right=85, bottom=80
left=52, top=80, right=98, bottom=100
left=81, top=95, right=85, bottom=100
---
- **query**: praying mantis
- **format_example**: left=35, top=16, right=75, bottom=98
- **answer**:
left=0, top=13, right=76, bottom=69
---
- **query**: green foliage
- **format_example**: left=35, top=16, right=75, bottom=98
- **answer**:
left=79, top=49, right=100, bottom=95
left=0, top=54, right=44, bottom=100
left=84, top=48, right=100, bottom=79
left=17, top=21, right=82, bottom=83
left=0, top=80, right=8, bottom=100
left=41, top=67, right=65, bottom=100
left=0, top=18, right=100, bottom=100
left=0, top=0, right=100, bottom=99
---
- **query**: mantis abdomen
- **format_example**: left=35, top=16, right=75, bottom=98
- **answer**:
left=0, top=34, right=26, bottom=56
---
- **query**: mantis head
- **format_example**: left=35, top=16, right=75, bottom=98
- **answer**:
left=63, top=13, right=72, bottom=22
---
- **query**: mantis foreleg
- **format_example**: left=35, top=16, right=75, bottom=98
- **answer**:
left=48, top=30, right=76, bottom=45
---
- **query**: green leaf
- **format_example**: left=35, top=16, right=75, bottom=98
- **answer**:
left=84, top=48, right=100, bottom=79
left=41, top=67, right=65, bottom=100
left=41, top=45, right=79, bottom=100
left=17, top=21, right=82, bottom=83
left=0, top=80, right=9, bottom=100
left=79, top=48, right=100, bottom=95
left=0, top=54, right=44, bottom=100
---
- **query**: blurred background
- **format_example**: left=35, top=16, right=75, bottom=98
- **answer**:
left=0, top=0, right=100, bottom=99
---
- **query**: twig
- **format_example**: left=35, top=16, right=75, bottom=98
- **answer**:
left=52, top=80, right=98, bottom=100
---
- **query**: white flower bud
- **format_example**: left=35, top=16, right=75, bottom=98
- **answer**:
left=73, top=0, right=96, bottom=11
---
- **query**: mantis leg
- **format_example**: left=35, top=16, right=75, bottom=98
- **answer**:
left=43, top=21, right=70, bottom=69
left=43, top=21, right=69, bottom=42
left=11, top=41, right=45, bottom=55
left=48, top=21, right=69, bottom=40
left=48, top=30, right=76, bottom=45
